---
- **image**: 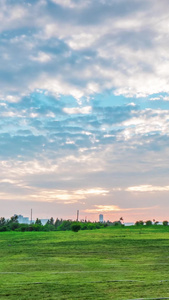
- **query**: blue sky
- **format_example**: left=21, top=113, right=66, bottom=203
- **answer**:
left=1, top=0, right=169, bottom=222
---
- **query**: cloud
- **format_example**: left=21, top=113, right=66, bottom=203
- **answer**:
left=1, top=0, right=169, bottom=101
left=84, top=204, right=157, bottom=213
left=74, top=188, right=109, bottom=195
left=0, top=175, right=109, bottom=204
left=127, top=185, right=169, bottom=192
left=30, top=51, right=51, bottom=63
left=85, top=205, right=120, bottom=213
left=1, top=1, right=169, bottom=221
left=63, top=106, right=92, bottom=114
left=150, top=95, right=169, bottom=101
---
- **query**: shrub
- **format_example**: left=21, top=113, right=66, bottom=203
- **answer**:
left=28, top=225, right=34, bottom=231
left=9, top=222, right=19, bottom=231
left=32, top=224, right=43, bottom=231
left=19, top=224, right=29, bottom=232
left=163, top=220, right=168, bottom=226
left=43, top=224, right=55, bottom=231
left=95, top=223, right=101, bottom=229
left=0, top=226, right=7, bottom=232
left=71, top=223, right=81, bottom=232
left=114, top=221, right=121, bottom=226
left=81, top=223, right=88, bottom=230
left=87, top=223, right=96, bottom=230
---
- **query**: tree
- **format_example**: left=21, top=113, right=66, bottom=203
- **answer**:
left=46, top=217, right=54, bottom=225
left=163, top=220, right=168, bottom=226
left=135, top=220, right=144, bottom=226
left=49, top=217, right=54, bottom=225
left=10, top=215, right=18, bottom=223
left=35, top=218, right=42, bottom=225
left=114, top=221, right=121, bottom=226
left=9, top=222, right=19, bottom=231
left=145, top=220, right=152, bottom=226
left=7, top=215, right=19, bottom=230
left=54, top=218, right=62, bottom=229
left=57, top=220, right=72, bottom=231
left=0, top=217, right=6, bottom=227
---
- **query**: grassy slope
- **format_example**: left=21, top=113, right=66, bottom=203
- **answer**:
left=0, top=226, right=169, bottom=299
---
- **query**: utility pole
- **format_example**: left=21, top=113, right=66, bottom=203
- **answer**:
left=31, top=208, right=32, bottom=224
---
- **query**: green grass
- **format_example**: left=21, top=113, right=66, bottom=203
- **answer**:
left=1, top=226, right=169, bottom=299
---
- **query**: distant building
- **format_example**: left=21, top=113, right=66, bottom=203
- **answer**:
left=99, top=214, right=104, bottom=223
left=18, top=215, right=30, bottom=224
left=40, top=219, right=49, bottom=225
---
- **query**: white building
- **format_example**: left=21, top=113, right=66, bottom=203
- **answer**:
left=18, top=215, right=30, bottom=224
left=99, top=214, right=104, bottom=223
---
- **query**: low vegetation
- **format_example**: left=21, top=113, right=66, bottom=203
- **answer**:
left=1, top=226, right=169, bottom=299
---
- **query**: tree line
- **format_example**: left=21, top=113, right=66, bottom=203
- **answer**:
left=0, top=215, right=108, bottom=232
left=0, top=216, right=168, bottom=232
left=135, top=220, right=169, bottom=226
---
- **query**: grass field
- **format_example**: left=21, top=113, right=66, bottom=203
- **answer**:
left=1, top=226, right=169, bottom=299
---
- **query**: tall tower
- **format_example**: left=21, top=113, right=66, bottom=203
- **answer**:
left=99, top=214, right=104, bottom=223
left=76, top=210, right=79, bottom=222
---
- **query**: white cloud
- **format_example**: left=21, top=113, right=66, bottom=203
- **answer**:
left=163, top=96, right=169, bottom=101
left=30, top=51, right=51, bottom=63
left=50, top=0, right=76, bottom=8
left=84, top=205, right=120, bottom=213
left=67, top=33, right=99, bottom=50
left=120, top=109, right=169, bottom=139
left=84, top=204, right=158, bottom=214
left=126, top=185, right=169, bottom=192
left=5, top=95, right=21, bottom=103
left=63, top=106, right=92, bottom=114
left=51, top=0, right=89, bottom=8
left=1, top=1, right=169, bottom=100
left=75, top=188, right=109, bottom=195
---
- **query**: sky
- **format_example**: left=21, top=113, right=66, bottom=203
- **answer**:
left=1, top=0, right=169, bottom=222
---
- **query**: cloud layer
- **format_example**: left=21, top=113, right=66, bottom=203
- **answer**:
left=1, top=0, right=169, bottom=101
left=1, top=0, right=169, bottom=221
